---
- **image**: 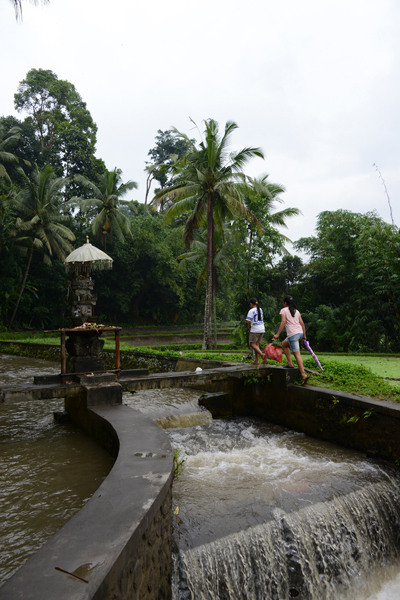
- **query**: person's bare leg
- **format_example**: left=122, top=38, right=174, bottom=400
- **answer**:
left=250, top=342, right=263, bottom=363
left=293, top=350, right=307, bottom=380
left=282, top=341, right=294, bottom=367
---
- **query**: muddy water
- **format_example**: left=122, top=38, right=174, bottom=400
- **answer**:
left=0, top=355, right=114, bottom=586
left=122, top=387, right=203, bottom=419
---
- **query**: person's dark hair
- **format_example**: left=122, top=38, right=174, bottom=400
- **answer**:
left=249, top=297, right=261, bottom=321
left=283, top=295, right=297, bottom=318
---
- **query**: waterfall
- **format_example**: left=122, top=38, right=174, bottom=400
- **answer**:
left=174, top=478, right=400, bottom=600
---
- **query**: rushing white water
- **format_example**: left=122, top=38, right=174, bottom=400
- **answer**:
left=169, top=418, right=400, bottom=600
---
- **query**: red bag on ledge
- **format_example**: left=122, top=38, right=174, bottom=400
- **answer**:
left=263, top=343, right=283, bottom=363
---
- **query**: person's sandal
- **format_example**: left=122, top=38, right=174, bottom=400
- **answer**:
left=301, top=376, right=310, bottom=386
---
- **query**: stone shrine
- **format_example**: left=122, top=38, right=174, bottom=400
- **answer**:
left=64, top=237, right=113, bottom=374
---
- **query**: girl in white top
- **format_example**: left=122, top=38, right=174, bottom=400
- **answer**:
left=273, top=295, right=309, bottom=385
left=246, top=297, right=265, bottom=365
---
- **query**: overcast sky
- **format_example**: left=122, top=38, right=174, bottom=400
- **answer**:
left=1, top=0, right=399, bottom=253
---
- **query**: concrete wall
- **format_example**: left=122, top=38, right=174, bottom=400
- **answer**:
left=0, top=401, right=174, bottom=600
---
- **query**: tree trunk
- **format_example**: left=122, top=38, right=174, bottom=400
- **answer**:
left=9, top=241, right=35, bottom=329
left=202, top=195, right=213, bottom=350
left=247, top=229, right=253, bottom=294
left=144, top=171, right=154, bottom=205
left=213, top=280, right=217, bottom=349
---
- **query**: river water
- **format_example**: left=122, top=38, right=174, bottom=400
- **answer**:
left=0, top=355, right=114, bottom=586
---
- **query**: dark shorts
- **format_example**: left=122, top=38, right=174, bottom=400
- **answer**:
left=249, top=332, right=264, bottom=344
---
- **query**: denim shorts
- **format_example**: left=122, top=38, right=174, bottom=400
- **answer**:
left=285, top=332, right=303, bottom=352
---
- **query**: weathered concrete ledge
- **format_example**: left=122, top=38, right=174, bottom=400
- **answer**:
left=0, top=403, right=174, bottom=599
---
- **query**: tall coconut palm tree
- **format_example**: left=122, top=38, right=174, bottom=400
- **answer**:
left=70, top=169, right=137, bottom=248
left=8, top=165, right=75, bottom=328
left=153, top=119, right=264, bottom=349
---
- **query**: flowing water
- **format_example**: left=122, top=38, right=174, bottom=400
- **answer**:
left=122, top=387, right=212, bottom=427
left=122, top=387, right=205, bottom=420
left=0, top=355, right=114, bottom=586
left=166, top=418, right=400, bottom=600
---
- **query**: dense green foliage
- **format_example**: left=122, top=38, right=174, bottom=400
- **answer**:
left=293, top=210, right=400, bottom=352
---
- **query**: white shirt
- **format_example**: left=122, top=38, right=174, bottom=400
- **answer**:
left=246, top=307, right=265, bottom=333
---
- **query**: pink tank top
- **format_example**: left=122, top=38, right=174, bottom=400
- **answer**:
left=280, top=307, right=303, bottom=338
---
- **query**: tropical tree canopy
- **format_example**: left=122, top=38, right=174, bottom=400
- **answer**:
left=234, top=173, right=301, bottom=294
left=144, top=129, right=195, bottom=202
left=295, top=209, right=400, bottom=351
left=13, top=69, right=105, bottom=186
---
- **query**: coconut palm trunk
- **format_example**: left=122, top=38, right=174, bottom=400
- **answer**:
left=213, top=271, right=217, bottom=349
left=203, top=194, right=214, bottom=350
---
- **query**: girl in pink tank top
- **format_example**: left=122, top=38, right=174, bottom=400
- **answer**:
left=272, top=295, right=309, bottom=385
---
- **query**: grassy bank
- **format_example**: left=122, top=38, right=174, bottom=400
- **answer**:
left=299, top=358, right=400, bottom=403
left=313, top=354, right=400, bottom=382
left=0, top=332, right=136, bottom=352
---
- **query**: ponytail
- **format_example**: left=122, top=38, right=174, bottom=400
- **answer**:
left=249, top=297, right=261, bottom=321
left=283, top=295, right=297, bottom=318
